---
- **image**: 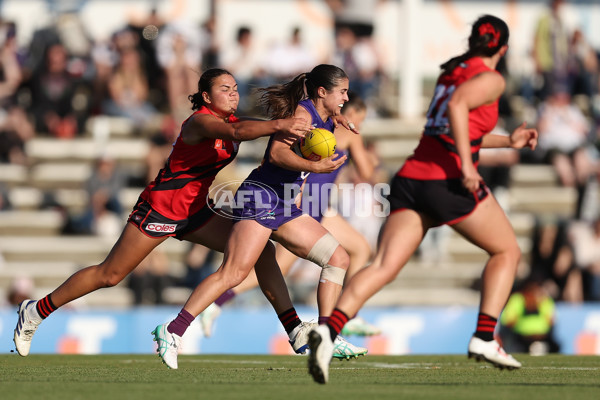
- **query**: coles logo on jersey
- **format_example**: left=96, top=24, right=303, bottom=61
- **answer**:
left=145, top=223, right=177, bottom=233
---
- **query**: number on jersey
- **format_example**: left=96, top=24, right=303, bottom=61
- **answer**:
left=424, top=84, right=456, bottom=135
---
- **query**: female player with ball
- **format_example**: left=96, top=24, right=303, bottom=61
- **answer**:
left=12, top=68, right=313, bottom=365
left=199, top=92, right=381, bottom=341
left=156, top=64, right=369, bottom=368
left=308, top=15, right=539, bottom=384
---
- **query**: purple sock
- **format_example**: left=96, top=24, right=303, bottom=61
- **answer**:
left=167, top=309, right=195, bottom=337
left=318, top=316, right=329, bottom=325
left=215, top=289, right=236, bottom=307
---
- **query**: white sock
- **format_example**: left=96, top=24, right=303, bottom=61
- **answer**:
left=28, top=301, right=43, bottom=323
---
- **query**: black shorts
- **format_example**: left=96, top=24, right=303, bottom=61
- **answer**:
left=387, top=176, right=489, bottom=226
left=127, top=197, right=216, bottom=240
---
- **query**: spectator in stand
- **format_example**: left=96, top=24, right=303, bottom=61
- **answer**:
left=6, top=277, right=34, bottom=307
left=103, top=47, right=158, bottom=129
left=262, top=27, right=316, bottom=83
left=535, top=85, right=596, bottom=219
left=125, top=8, right=166, bottom=110
left=29, top=43, right=81, bottom=138
left=64, top=153, right=127, bottom=237
left=327, top=0, right=384, bottom=112
left=568, top=217, right=600, bottom=301
left=0, top=21, right=34, bottom=164
left=567, top=28, right=598, bottom=101
left=532, top=0, right=570, bottom=101
left=499, top=275, right=560, bottom=355
left=156, top=21, right=204, bottom=126
left=221, top=26, right=265, bottom=114
left=200, top=16, right=219, bottom=70
left=89, top=38, right=118, bottom=115
left=331, top=26, right=381, bottom=111
left=529, top=217, right=582, bottom=303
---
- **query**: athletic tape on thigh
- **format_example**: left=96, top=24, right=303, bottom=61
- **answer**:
left=306, top=232, right=339, bottom=267
left=320, top=264, right=346, bottom=285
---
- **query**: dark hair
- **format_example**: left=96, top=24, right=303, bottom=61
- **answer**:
left=257, top=64, right=348, bottom=119
left=342, top=90, right=366, bottom=115
left=188, top=68, right=234, bottom=111
left=237, top=26, right=251, bottom=42
left=440, top=15, right=509, bottom=74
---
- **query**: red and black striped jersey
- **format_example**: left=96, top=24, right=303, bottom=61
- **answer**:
left=140, top=106, right=240, bottom=220
left=399, top=57, right=500, bottom=180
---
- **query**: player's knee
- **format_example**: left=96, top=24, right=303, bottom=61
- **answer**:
left=220, top=264, right=252, bottom=288
left=327, top=246, right=350, bottom=270
left=306, top=233, right=344, bottom=268
left=507, top=244, right=522, bottom=265
left=100, top=267, right=126, bottom=288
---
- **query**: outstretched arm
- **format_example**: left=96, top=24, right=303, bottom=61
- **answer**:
left=182, top=113, right=311, bottom=144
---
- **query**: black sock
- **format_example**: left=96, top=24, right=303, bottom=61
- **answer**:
left=36, top=294, right=58, bottom=319
left=278, top=308, right=301, bottom=335
left=326, top=308, right=350, bottom=342
left=473, top=312, right=497, bottom=341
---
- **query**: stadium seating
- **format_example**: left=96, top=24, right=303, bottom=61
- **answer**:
left=0, top=116, right=581, bottom=308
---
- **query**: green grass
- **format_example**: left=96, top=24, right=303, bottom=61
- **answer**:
left=1, top=354, right=599, bottom=400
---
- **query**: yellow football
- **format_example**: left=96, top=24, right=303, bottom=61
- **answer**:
left=300, top=128, right=336, bottom=161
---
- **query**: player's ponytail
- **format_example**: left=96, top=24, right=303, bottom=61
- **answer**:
left=257, top=73, right=307, bottom=119
left=258, top=64, right=348, bottom=119
left=440, top=15, right=509, bottom=74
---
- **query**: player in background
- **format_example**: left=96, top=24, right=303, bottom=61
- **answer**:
left=13, top=68, right=316, bottom=362
left=154, top=64, right=368, bottom=369
left=308, top=15, right=539, bottom=384
left=199, top=92, right=381, bottom=339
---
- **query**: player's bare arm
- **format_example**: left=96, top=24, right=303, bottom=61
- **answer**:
left=183, top=114, right=310, bottom=144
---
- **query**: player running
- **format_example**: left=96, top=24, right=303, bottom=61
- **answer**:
left=308, top=15, right=538, bottom=383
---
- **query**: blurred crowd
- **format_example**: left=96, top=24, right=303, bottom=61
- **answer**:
left=1, top=0, right=600, bottom=309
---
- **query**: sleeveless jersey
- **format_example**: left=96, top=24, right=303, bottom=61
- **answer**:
left=245, top=98, right=335, bottom=197
left=399, top=57, right=500, bottom=180
left=140, top=106, right=240, bottom=220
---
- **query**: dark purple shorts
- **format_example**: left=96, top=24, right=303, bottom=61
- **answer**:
left=388, top=175, right=489, bottom=226
left=232, top=181, right=303, bottom=230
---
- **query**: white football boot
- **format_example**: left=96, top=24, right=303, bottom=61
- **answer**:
left=332, top=335, right=368, bottom=359
left=152, top=324, right=182, bottom=369
left=289, top=321, right=317, bottom=354
left=13, top=300, right=42, bottom=357
left=468, top=336, right=522, bottom=370
left=307, top=325, right=334, bottom=384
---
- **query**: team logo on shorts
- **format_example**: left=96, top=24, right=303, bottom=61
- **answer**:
left=259, top=210, right=276, bottom=221
left=207, top=180, right=279, bottom=220
left=145, top=223, right=177, bottom=233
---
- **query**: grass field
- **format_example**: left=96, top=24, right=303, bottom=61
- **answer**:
left=1, top=354, right=599, bottom=400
